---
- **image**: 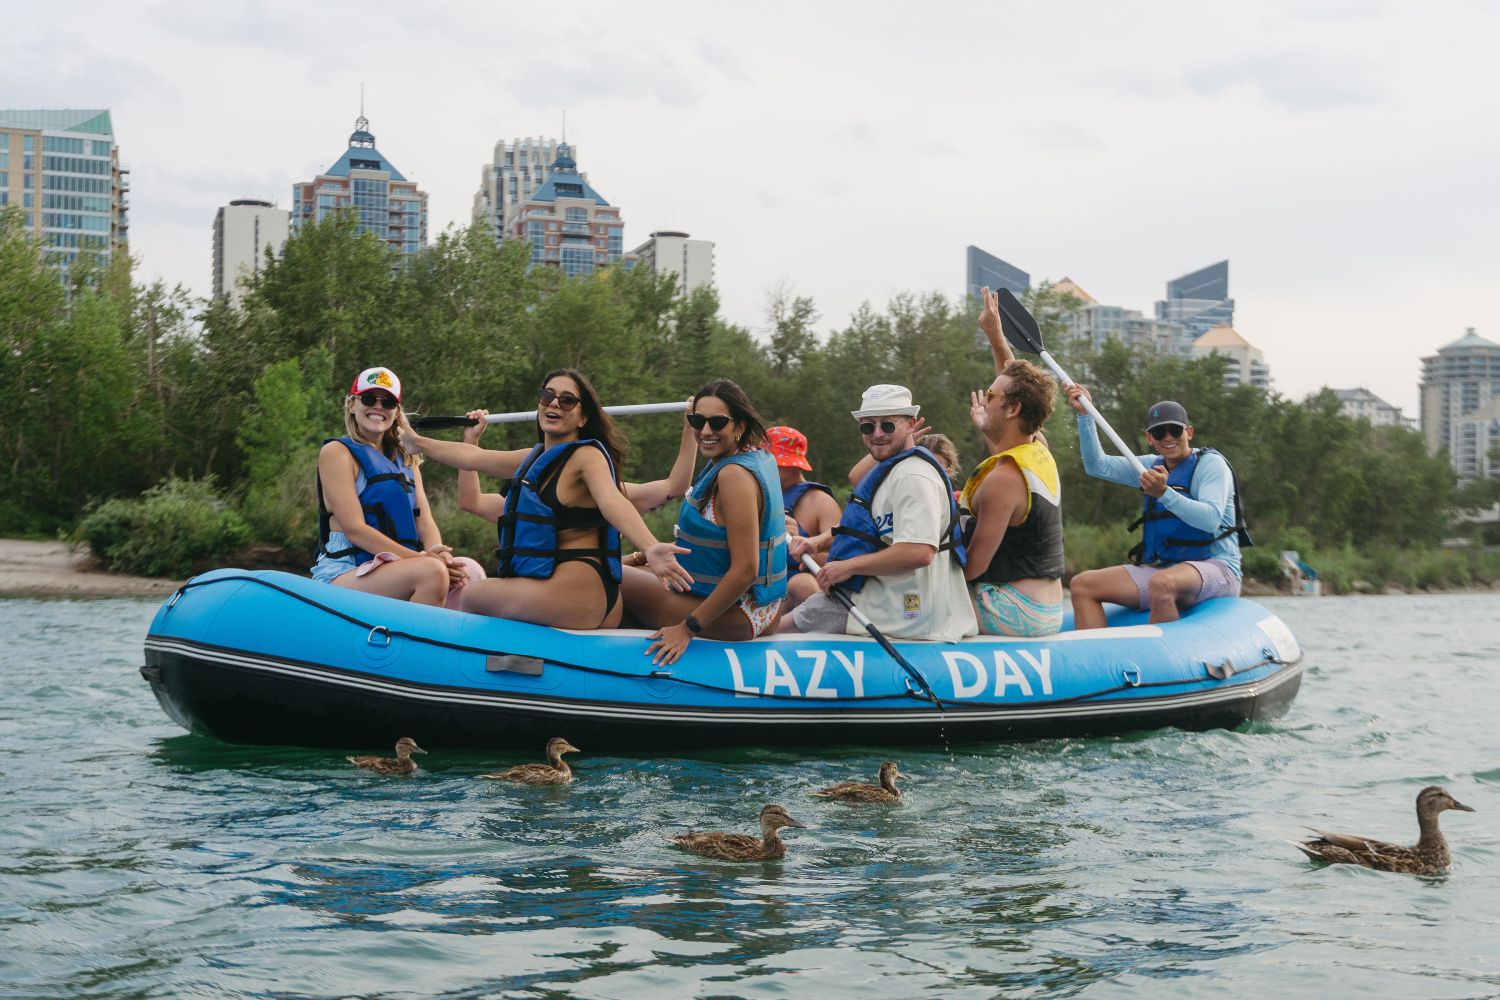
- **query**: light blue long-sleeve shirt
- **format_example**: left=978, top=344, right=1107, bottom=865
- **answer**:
left=1076, top=414, right=1242, bottom=577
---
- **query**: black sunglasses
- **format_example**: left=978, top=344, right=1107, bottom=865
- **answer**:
left=687, top=413, right=733, bottom=432
left=859, top=420, right=901, bottom=436
left=538, top=387, right=581, bottom=411
left=1148, top=423, right=1185, bottom=441
left=358, top=391, right=398, bottom=409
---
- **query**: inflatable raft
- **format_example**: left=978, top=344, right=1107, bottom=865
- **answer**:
left=141, top=569, right=1303, bottom=750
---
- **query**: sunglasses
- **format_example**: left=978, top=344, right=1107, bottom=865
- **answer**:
left=358, top=391, right=398, bottom=409
left=538, top=387, right=581, bottom=411
left=859, top=420, right=902, bottom=436
left=1148, top=423, right=1185, bottom=441
left=686, top=413, right=733, bottom=432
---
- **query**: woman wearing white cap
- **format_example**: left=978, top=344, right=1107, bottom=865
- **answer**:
left=312, top=367, right=482, bottom=607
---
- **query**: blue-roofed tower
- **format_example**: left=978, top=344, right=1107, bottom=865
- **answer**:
left=507, top=143, right=625, bottom=276
left=290, top=115, right=427, bottom=259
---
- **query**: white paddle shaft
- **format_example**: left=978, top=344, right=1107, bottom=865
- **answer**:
left=482, top=400, right=690, bottom=425
left=1038, top=350, right=1149, bottom=476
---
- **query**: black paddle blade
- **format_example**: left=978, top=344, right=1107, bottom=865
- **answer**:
left=996, top=288, right=1045, bottom=355
left=409, top=415, right=479, bottom=430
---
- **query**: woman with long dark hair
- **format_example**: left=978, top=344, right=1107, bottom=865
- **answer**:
left=313, top=367, right=481, bottom=607
left=398, top=368, right=692, bottom=628
left=623, top=378, right=788, bottom=665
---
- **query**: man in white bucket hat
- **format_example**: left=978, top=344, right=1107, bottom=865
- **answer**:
left=779, top=385, right=976, bottom=641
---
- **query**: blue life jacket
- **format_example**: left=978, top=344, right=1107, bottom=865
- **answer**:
left=783, top=479, right=836, bottom=576
left=674, top=449, right=788, bottom=603
left=827, top=447, right=967, bottom=593
left=496, top=440, right=622, bottom=582
left=317, top=436, right=420, bottom=565
left=1131, top=447, right=1252, bottom=566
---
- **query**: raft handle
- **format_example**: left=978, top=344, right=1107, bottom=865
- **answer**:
left=650, top=669, right=673, bottom=679
left=1205, top=659, right=1235, bottom=680
left=366, top=626, right=392, bottom=648
left=1121, top=668, right=1141, bottom=688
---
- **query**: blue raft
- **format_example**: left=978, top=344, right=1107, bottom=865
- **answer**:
left=141, top=569, right=1304, bottom=750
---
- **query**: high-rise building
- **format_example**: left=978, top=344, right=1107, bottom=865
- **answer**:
left=509, top=144, right=624, bottom=276
left=630, top=231, right=714, bottom=295
left=1420, top=328, right=1500, bottom=467
left=213, top=199, right=290, bottom=306
left=1331, top=388, right=1412, bottom=428
left=965, top=246, right=1029, bottom=300
left=291, top=116, right=427, bottom=259
left=0, top=108, right=128, bottom=271
left=1191, top=325, right=1271, bottom=390
left=1156, top=260, right=1233, bottom=351
left=1452, top=397, right=1500, bottom=482
left=473, top=136, right=576, bottom=244
left=1053, top=277, right=1182, bottom=353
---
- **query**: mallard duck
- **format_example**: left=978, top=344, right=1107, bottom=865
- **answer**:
left=347, top=736, right=427, bottom=775
left=669, top=804, right=808, bottom=861
left=478, top=737, right=579, bottom=784
left=811, top=761, right=903, bottom=802
left=1294, top=785, right=1476, bottom=875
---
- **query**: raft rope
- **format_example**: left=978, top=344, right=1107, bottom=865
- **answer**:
left=163, top=575, right=1292, bottom=708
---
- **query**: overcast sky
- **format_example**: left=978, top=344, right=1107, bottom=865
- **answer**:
left=9, top=0, right=1498, bottom=416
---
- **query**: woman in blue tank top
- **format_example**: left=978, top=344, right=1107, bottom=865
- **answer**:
left=313, top=367, right=481, bottom=607
left=623, top=379, right=788, bottom=666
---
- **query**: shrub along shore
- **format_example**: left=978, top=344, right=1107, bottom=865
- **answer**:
left=3, top=206, right=1497, bottom=592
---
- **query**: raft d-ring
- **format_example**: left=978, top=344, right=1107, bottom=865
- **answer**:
left=166, top=588, right=184, bottom=609
left=366, top=626, right=392, bottom=648
left=1121, top=667, right=1141, bottom=688
left=1205, top=659, right=1235, bottom=680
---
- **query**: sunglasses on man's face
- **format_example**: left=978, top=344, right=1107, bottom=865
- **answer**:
left=538, top=387, right=581, bottom=411
left=859, top=420, right=902, bottom=436
left=687, top=413, right=733, bottom=432
left=358, top=391, right=398, bottom=409
left=1148, top=423, right=1185, bottom=441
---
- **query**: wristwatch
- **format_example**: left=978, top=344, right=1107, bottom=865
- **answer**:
left=684, top=615, right=703, bottom=635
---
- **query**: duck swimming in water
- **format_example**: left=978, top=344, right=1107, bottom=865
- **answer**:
left=479, top=737, right=579, bottom=784
left=811, top=761, right=903, bottom=802
left=1294, top=785, right=1475, bottom=875
left=669, top=804, right=808, bottom=861
left=347, top=736, right=427, bottom=775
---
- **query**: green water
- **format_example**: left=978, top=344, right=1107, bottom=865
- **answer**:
left=3, top=595, right=1498, bottom=998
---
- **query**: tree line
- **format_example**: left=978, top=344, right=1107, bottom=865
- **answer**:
left=2, top=205, right=1493, bottom=588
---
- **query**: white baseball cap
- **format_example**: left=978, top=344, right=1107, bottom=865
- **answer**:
left=350, top=367, right=402, bottom=403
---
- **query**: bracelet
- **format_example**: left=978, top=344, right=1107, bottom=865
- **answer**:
left=684, top=615, right=703, bottom=635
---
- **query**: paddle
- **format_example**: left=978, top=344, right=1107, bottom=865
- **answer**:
left=411, top=400, right=690, bottom=431
left=789, top=536, right=946, bottom=711
left=995, top=288, right=1148, bottom=475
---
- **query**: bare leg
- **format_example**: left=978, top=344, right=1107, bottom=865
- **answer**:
left=780, top=573, right=820, bottom=614
left=1144, top=563, right=1204, bottom=624
left=332, top=556, right=450, bottom=606
left=1068, top=566, right=1141, bottom=630
left=619, top=565, right=756, bottom=640
left=460, top=560, right=616, bottom=628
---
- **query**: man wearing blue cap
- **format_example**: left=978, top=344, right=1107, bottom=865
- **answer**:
left=1064, top=389, right=1251, bottom=628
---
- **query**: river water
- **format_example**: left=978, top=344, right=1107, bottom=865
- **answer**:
left=3, top=594, right=1498, bottom=998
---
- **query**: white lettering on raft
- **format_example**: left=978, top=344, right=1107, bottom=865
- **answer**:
left=722, top=649, right=864, bottom=698
left=942, top=649, right=1054, bottom=699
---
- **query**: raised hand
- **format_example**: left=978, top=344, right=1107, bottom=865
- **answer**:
left=397, top=413, right=425, bottom=454
left=462, top=409, right=490, bottom=445
left=970, top=389, right=990, bottom=434
left=979, top=286, right=1003, bottom=342
left=1065, top=384, right=1092, bottom=416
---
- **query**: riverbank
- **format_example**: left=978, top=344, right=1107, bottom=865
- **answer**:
left=0, top=539, right=181, bottom=598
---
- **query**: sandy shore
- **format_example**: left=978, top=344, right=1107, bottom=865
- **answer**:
left=0, top=539, right=182, bottom=598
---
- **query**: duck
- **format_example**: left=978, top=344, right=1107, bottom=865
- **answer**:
left=1293, top=785, right=1476, bottom=875
left=478, top=737, right=579, bottom=785
left=347, top=736, right=427, bottom=776
left=810, top=761, right=903, bottom=803
left=669, top=804, right=808, bottom=861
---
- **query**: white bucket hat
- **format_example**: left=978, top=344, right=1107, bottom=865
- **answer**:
left=851, top=384, right=920, bottom=421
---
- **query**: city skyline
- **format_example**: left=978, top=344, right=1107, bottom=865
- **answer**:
left=7, top=1, right=1497, bottom=418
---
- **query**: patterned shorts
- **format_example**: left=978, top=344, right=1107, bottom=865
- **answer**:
left=972, top=582, right=1065, bottom=637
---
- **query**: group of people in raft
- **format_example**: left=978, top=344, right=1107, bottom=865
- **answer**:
left=313, top=287, right=1250, bottom=665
